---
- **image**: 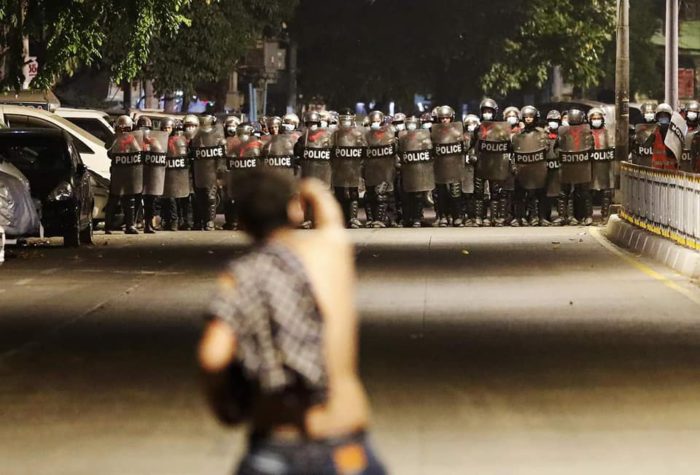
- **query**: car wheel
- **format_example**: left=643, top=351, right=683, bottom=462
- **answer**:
left=64, top=224, right=80, bottom=248
left=80, top=213, right=94, bottom=245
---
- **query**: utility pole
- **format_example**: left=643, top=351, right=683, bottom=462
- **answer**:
left=615, top=0, right=630, bottom=164
left=665, top=0, right=679, bottom=108
left=286, top=40, right=298, bottom=113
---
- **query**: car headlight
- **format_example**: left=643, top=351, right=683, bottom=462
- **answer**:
left=49, top=182, right=73, bottom=201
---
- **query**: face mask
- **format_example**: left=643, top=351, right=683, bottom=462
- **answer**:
left=226, top=127, right=236, bottom=136
left=467, top=124, right=477, bottom=132
left=482, top=112, right=493, bottom=121
left=422, top=123, right=432, bottom=129
left=561, top=120, right=569, bottom=127
left=644, top=113, right=655, bottom=122
left=658, top=116, right=670, bottom=125
left=591, top=119, right=603, bottom=129
left=687, top=112, right=698, bottom=121
left=395, top=123, right=405, bottom=131
left=507, top=116, right=518, bottom=126
left=239, top=134, right=250, bottom=142
left=548, top=121, right=559, bottom=130
left=370, top=122, right=381, bottom=130
left=407, top=123, right=417, bottom=131
left=282, top=123, right=295, bottom=132
left=320, top=120, right=329, bottom=128
left=309, top=124, right=318, bottom=131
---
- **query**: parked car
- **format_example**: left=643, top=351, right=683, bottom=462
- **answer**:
left=0, top=129, right=94, bottom=247
left=1, top=152, right=42, bottom=241
left=55, top=107, right=116, bottom=147
left=0, top=105, right=110, bottom=222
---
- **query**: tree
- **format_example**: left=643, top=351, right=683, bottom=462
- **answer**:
left=0, top=0, right=191, bottom=91
left=146, top=0, right=297, bottom=110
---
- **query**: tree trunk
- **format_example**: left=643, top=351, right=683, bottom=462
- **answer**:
left=122, top=79, right=132, bottom=111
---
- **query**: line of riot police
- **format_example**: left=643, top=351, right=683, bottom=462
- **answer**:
left=103, top=97, right=699, bottom=233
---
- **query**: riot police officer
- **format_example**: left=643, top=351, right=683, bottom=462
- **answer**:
left=475, top=98, right=512, bottom=226
left=558, top=108, right=593, bottom=225
left=630, top=101, right=657, bottom=166
left=162, top=118, right=191, bottom=231
left=420, top=113, right=433, bottom=130
left=588, top=108, right=615, bottom=225
left=542, top=110, right=562, bottom=225
left=431, top=105, right=466, bottom=227
left=392, top=113, right=407, bottom=134
left=180, top=114, right=200, bottom=230
left=512, top=106, right=547, bottom=226
left=225, top=123, right=261, bottom=230
left=651, top=103, right=679, bottom=170
left=399, top=115, right=434, bottom=227
left=364, top=110, right=398, bottom=228
left=190, top=114, right=224, bottom=231
left=332, top=110, right=367, bottom=228
left=222, top=116, right=241, bottom=229
left=503, top=106, right=522, bottom=134
left=139, top=117, right=168, bottom=233
left=681, top=100, right=699, bottom=172
left=462, top=114, right=480, bottom=226
left=106, top=115, right=143, bottom=234
left=686, top=100, right=699, bottom=133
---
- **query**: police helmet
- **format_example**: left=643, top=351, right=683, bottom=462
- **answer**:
left=392, top=112, right=406, bottom=124
left=236, top=122, right=255, bottom=138
left=521, top=105, right=539, bottom=121
left=183, top=114, right=200, bottom=128
left=368, top=110, right=385, bottom=124
left=405, top=115, right=420, bottom=127
left=160, top=117, right=175, bottom=131
left=480, top=98, right=499, bottom=114
left=655, top=103, right=673, bottom=119
left=266, top=116, right=282, bottom=128
left=136, top=116, right=152, bottom=130
left=587, top=107, right=605, bottom=122
left=686, top=100, right=699, bottom=114
left=421, top=112, right=433, bottom=124
left=436, top=105, right=455, bottom=120
left=303, top=110, right=321, bottom=125
left=224, top=116, right=241, bottom=129
left=115, top=115, right=133, bottom=132
left=566, top=109, right=585, bottom=125
left=283, top=113, right=300, bottom=128
left=546, top=110, right=561, bottom=122
left=503, top=106, right=520, bottom=119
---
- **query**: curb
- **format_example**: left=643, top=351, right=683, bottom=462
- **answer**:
left=603, top=215, right=700, bottom=279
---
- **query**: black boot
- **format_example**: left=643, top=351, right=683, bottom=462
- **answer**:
left=527, top=195, right=540, bottom=226
left=553, top=195, right=566, bottom=226
left=582, top=189, right=593, bottom=226
left=349, top=200, right=362, bottom=229
left=123, top=196, right=139, bottom=234
left=600, top=190, right=612, bottom=226
left=144, top=195, right=156, bottom=234
left=495, top=195, right=507, bottom=227
left=567, top=193, right=579, bottom=226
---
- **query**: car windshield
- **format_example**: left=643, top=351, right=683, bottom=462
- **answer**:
left=0, top=134, right=70, bottom=173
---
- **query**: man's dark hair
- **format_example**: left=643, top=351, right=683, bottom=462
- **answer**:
left=233, top=169, right=297, bottom=241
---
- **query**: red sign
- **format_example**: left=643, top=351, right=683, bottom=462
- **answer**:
left=679, top=68, right=695, bottom=99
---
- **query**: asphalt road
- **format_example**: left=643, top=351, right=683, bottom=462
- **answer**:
left=2, top=224, right=700, bottom=474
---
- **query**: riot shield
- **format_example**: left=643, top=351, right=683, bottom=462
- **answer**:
left=109, top=130, right=144, bottom=196
left=262, top=134, right=297, bottom=179
left=142, top=130, right=169, bottom=196
left=558, top=124, right=593, bottom=185
left=163, top=135, right=190, bottom=199
left=191, top=125, right=225, bottom=188
left=431, top=122, right=466, bottom=184
left=227, top=137, right=262, bottom=191
left=331, top=126, right=366, bottom=188
left=679, top=129, right=697, bottom=172
left=631, top=123, right=656, bottom=167
left=364, top=125, right=397, bottom=187
left=300, top=128, right=333, bottom=186
left=399, top=129, right=434, bottom=192
left=590, top=128, right=616, bottom=190
left=511, top=128, right=547, bottom=190
left=475, top=121, right=512, bottom=181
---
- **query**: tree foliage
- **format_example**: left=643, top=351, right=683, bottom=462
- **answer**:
left=0, top=0, right=190, bottom=91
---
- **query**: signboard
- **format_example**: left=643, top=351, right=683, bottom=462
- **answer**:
left=679, top=68, right=695, bottom=99
left=22, top=56, right=38, bottom=90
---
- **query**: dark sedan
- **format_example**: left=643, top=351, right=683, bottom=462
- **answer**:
left=0, top=128, right=94, bottom=247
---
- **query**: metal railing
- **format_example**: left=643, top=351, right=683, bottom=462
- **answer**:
left=619, top=162, right=700, bottom=251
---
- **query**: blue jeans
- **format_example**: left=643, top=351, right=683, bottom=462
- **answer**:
left=236, top=431, right=387, bottom=475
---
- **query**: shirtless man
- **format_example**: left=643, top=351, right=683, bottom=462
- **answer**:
left=198, top=170, right=386, bottom=474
